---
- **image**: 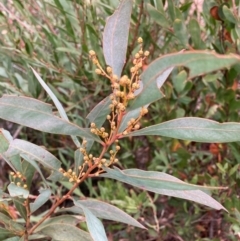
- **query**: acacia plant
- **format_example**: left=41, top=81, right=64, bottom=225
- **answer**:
left=1, top=0, right=240, bottom=240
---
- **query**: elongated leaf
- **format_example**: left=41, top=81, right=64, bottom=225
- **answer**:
left=12, top=197, right=27, bottom=221
left=0, top=213, right=24, bottom=236
left=6, top=154, right=22, bottom=173
left=103, top=0, right=133, bottom=77
left=36, top=223, right=92, bottom=241
left=128, top=117, right=240, bottom=143
left=128, top=66, right=173, bottom=111
left=31, top=68, right=80, bottom=148
left=0, top=129, right=17, bottom=171
left=61, top=199, right=145, bottom=229
left=21, top=160, right=35, bottom=189
left=0, top=129, right=12, bottom=153
left=188, top=19, right=206, bottom=49
left=73, top=201, right=108, bottom=241
left=0, top=95, right=100, bottom=142
left=119, top=64, right=173, bottom=132
left=103, top=167, right=224, bottom=191
left=101, top=167, right=226, bottom=210
left=56, top=47, right=81, bottom=54
left=119, top=107, right=142, bottom=133
left=86, top=97, right=111, bottom=127
left=147, top=4, right=170, bottom=29
left=20, top=154, right=48, bottom=185
left=0, top=227, right=15, bottom=240
left=173, top=19, right=188, bottom=48
left=8, top=184, right=29, bottom=199
left=3, top=236, right=21, bottom=241
left=0, top=190, right=11, bottom=202
left=30, top=189, right=51, bottom=213
left=35, top=215, right=79, bottom=232
left=0, top=213, right=24, bottom=234
left=129, top=51, right=240, bottom=110
left=222, top=5, right=236, bottom=24
left=5, top=139, right=61, bottom=171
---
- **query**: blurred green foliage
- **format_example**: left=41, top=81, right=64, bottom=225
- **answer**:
left=0, top=0, right=240, bottom=240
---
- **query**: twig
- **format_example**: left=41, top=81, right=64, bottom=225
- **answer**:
left=232, top=0, right=237, bottom=17
left=24, top=198, right=31, bottom=241
left=124, top=0, right=144, bottom=70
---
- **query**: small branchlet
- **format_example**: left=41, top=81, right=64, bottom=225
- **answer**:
left=89, top=37, right=149, bottom=169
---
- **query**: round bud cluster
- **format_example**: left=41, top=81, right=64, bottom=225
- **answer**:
left=134, top=124, right=140, bottom=130
left=59, top=167, right=78, bottom=183
left=132, top=82, right=140, bottom=91
left=135, top=53, right=140, bottom=59
left=140, top=107, right=148, bottom=116
left=144, top=51, right=150, bottom=57
left=137, top=37, right=143, bottom=44
left=127, top=118, right=136, bottom=126
left=10, top=171, right=28, bottom=189
left=117, top=103, right=126, bottom=112
left=119, top=75, right=128, bottom=86
left=112, top=75, right=118, bottom=81
left=95, top=68, right=102, bottom=75
left=116, top=145, right=121, bottom=151
left=89, top=50, right=96, bottom=56
left=130, top=67, right=136, bottom=73
left=90, top=122, right=109, bottom=139
left=106, top=66, right=112, bottom=74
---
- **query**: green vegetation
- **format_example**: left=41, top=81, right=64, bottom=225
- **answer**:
left=0, top=0, right=240, bottom=240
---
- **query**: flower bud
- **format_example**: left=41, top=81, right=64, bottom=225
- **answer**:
left=137, top=37, right=143, bottom=43
left=89, top=50, right=96, bottom=56
left=144, top=51, right=150, bottom=57
left=106, top=66, right=112, bottom=74
left=135, top=53, right=140, bottom=59
left=95, top=68, right=102, bottom=75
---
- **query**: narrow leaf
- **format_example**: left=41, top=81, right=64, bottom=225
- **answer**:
left=0, top=95, right=100, bottom=142
left=129, top=51, right=240, bottom=110
left=12, top=197, right=27, bottom=221
left=0, top=227, right=16, bottom=240
left=20, top=154, right=48, bottom=185
left=146, top=4, right=170, bottom=29
left=222, top=5, right=236, bottom=24
left=61, top=199, right=145, bottom=229
left=21, top=160, right=35, bottom=189
left=35, top=215, right=79, bottom=232
left=86, top=97, right=111, bottom=127
left=129, top=117, right=240, bottom=143
left=103, top=0, right=133, bottom=77
left=7, top=184, right=29, bottom=199
left=188, top=19, right=206, bottom=49
left=101, top=167, right=226, bottom=211
left=2, top=237, right=21, bottom=241
left=0, top=129, right=12, bottom=153
left=30, top=189, right=51, bottom=213
left=119, top=107, right=142, bottom=133
left=173, top=19, right=188, bottom=48
left=0, top=129, right=19, bottom=171
left=36, top=223, right=92, bottom=241
left=0, top=212, right=24, bottom=234
left=73, top=201, right=108, bottom=241
left=127, top=67, right=173, bottom=110
left=31, top=68, right=80, bottom=147
left=5, top=139, right=61, bottom=171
